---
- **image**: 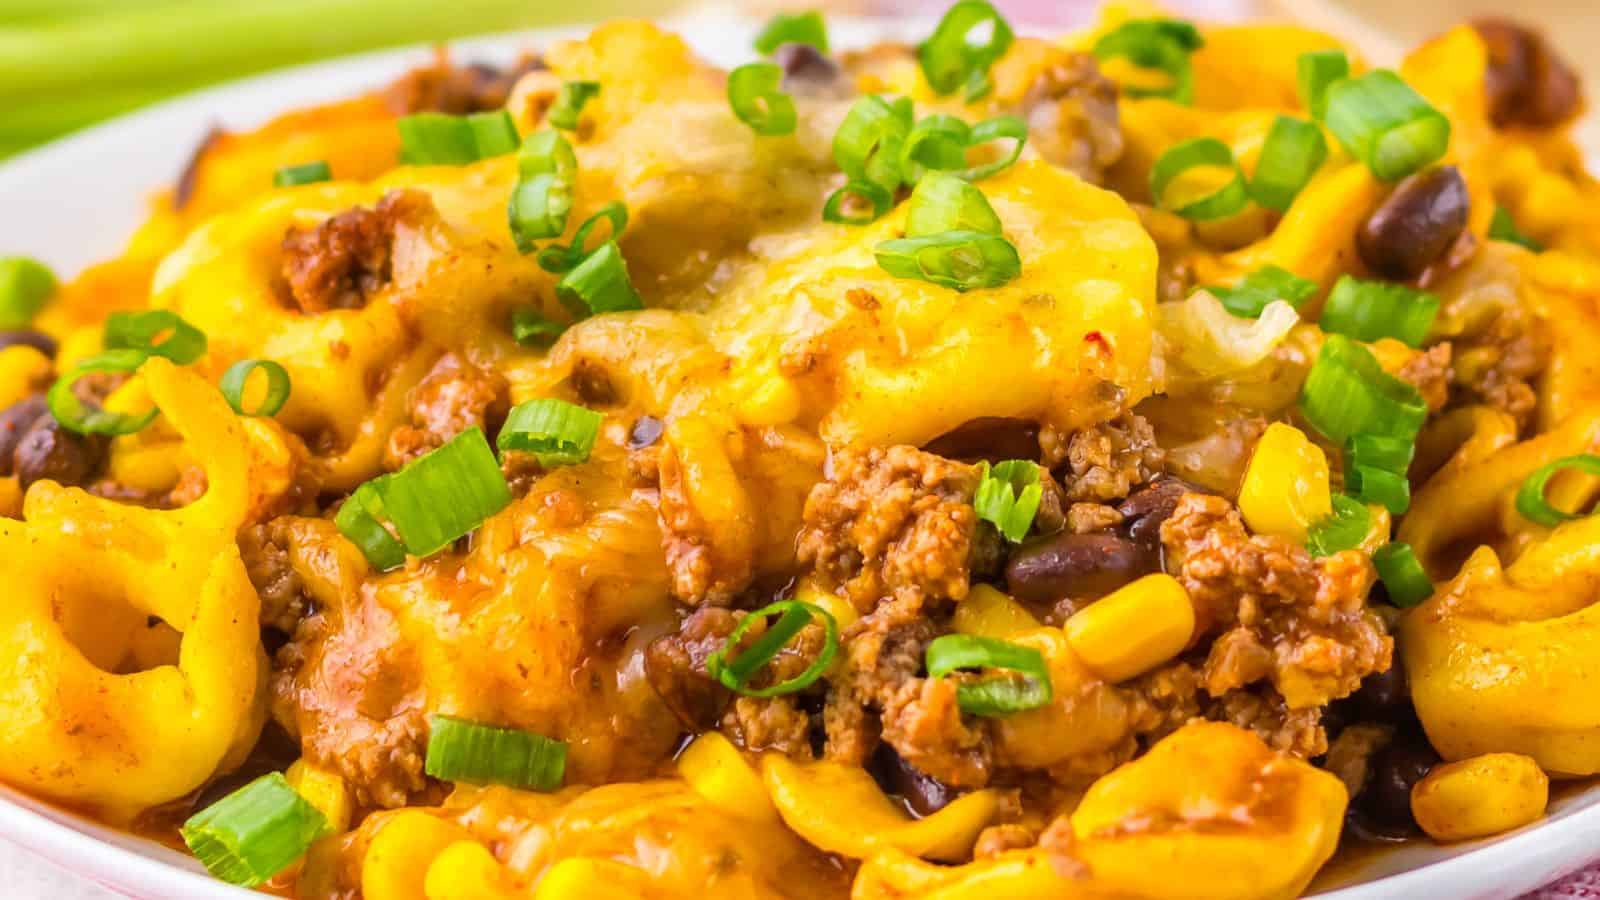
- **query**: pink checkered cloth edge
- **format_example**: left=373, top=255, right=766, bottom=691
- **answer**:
left=1523, top=868, right=1600, bottom=899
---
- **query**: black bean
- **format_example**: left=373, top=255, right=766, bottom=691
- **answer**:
left=774, top=43, right=842, bottom=95
left=1350, top=658, right=1412, bottom=723
left=628, top=415, right=664, bottom=449
left=1474, top=19, right=1582, bottom=129
left=869, top=743, right=957, bottom=817
left=923, top=417, right=1041, bottom=465
left=1005, top=531, right=1157, bottom=603
left=1357, top=734, right=1439, bottom=829
left=13, top=416, right=107, bottom=489
left=0, top=329, right=57, bottom=358
left=1356, top=166, right=1470, bottom=281
left=0, top=396, right=49, bottom=478
left=1117, top=475, right=1203, bottom=544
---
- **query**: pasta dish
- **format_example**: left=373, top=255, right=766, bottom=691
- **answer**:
left=1, top=3, right=1596, bottom=897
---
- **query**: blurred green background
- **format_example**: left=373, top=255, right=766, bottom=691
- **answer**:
left=0, top=0, right=686, bottom=159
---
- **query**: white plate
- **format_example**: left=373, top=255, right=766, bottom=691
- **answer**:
left=1, top=14, right=1597, bottom=900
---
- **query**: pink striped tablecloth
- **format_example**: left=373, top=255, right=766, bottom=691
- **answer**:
left=1526, top=869, right=1600, bottom=899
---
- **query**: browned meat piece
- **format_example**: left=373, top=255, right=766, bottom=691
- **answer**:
left=1208, top=688, right=1328, bottom=758
left=1450, top=315, right=1548, bottom=430
left=383, top=354, right=510, bottom=470
left=1022, top=51, right=1124, bottom=184
left=1162, top=493, right=1390, bottom=711
left=384, top=52, right=546, bottom=115
left=879, top=677, right=991, bottom=787
left=1324, top=723, right=1395, bottom=798
left=797, top=445, right=979, bottom=617
left=281, top=190, right=429, bottom=314
left=1397, top=342, right=1453, bottom=413
left=1473, top=19, right=1583, bottom=130
left=240, top=520, right=313, bottom=633
left=1045, top=412, right=1164, bottom=503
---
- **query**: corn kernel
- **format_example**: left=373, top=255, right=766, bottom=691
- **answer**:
left=424, top=841, right=519, bottom=900
left=792, top=577, right=858, bottom=633
left=1064, top=574, right=1195, bottom=683
left=1411, top=753, right=1548, bottom=842
left=285, top=759, right=353, bottom=833
left=953, top=584, right=1040, bottom=639
left=677, top=732, right=779, bottom=824
left=1238, top=422, right=1332, bottom=542
left=362, top=811, right=475, bottom=900
left=0, top=345, right=51, bottom=409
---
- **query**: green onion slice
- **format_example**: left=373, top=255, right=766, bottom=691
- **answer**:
left=918, top=0, right=1015, bottom=101
left=706, top=600, right=840, bottom=698
left=425, top=715, right=567, bottom=792
left=399, top=110, right=520, bottom=165
left=905, top=173, right=1003, bottom=238
left=219, top=359, right=291, bottom=417
left=1093, top=18, right=1203, bottom=105
left=1208, top=264, right=1318, bottom=319
left=1297, top=49, right=1350, bottom=121
left=335, top=426, right=511, bottom=570
left=1250, top=115, right=1328, bottom=212
left=1306, top=494, right=1372, bottom=557
left=833, top=95, right=912, bottom=197
left=1373, top=542, right=1434, bottom=608
left=900, top=114, right=971, bottom=184
left=959, top=114, right=1028, bottom=181
left=511, top=308, right=565, bottom=346
left=875, top=230, right=1021, bottom=292
left=556, top=241, right=643, bottom=316
left=103, top=309, right=207, bottom=364
left=1318, top=275, right=1440, bottom=348
left=537, top=202, right=628, bottom=274
left=1347, top=464, right=1410, bottom=515
left=728, top=62, right=797, bottom=137
left=272, top=161, right=332, bottom=188
left=1299, top=334, right=1427, bottom=444
left=508, top=130, right=577, bottom=252
left=1489, top=205, right=1543, bottom=252
left=1149, top=137, right=1250, bottom=221
left=925, top=634, right=1052, bottom=716
left=46, top=349, right=157, bottom=436
left=1347, top=433, right=1416, bottom=476
left=974, top=459, right=1043, bottom=542
left=754, top=10, right=830, bottom=55
left=548, top=81, right=600, bottom=131
left=822, top=180, right=895, bottom=225
left=0, top=256, right=56, bottom=329
left=1515, top=454, right=1600, bottom=527
left=181, top=773, right=330, bottom=888
left=497, top=397, right=603, bottom=466
left=1324, top=70, right=1450, bottom=182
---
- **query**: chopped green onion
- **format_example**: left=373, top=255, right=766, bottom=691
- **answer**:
left=556, top=241, right=643, bottom=316
left=1489, top=205, right=1543, bottom=252
left=508, top=130, right=577, bottom=252
left=548, top=81, right=600, bottom=131
left=706, top=600, right=840, bottom=698
left=958, top=114, right=1027, bottom=181
left=728, top=62, right=797, bottom=137
left=1250, top=115, right=1328, bottom=212
left=1373, top=542, right=1433, bottom=607
left=1208, top=264, right=1318, bottom=318
left=0, top=256, right=55, bottom=329
left=536, top=202, right=628, bottom=274
left=103, top=309, right=207, bottom=364
left=1093, top=18, right=1203, bottom=105
left=181, top=773, right=330, bottom=888
left=905, top=173, right=1003, bottom=238
left=1515, top=454, right=1600, bottom=527
left=335, top=426, right=511, bottom=570
left=900, top=114, right=971, bottom=184
left=973, top=459, right=1043, bottom=542
left=272, top=160, right=331, bottom=188
left=754, top=10, right=829, bottom=55
left=925, top=634, right=1052, bottom=716
left=1319, top=275, right=1439, bottom=348
left=425, top=715, right=567, bottom=792
left=1149, top=137, right=1250, bottom=221
left=875, top=230, right=1021, bottom=292
left=918, top=0, right=1015, bottom=101
left=399, top=110, right=519, bottom=165
left=1346, top=464, right=1410, bottom=515
left=1346, top=433, right=1416, bottom=475
left=1306, top=494, right=1372, bottom=557
left=833, top=95, right=912, bottom=200
left=510, top=308, right=565, bottom=346
left=219, top=359, right=290, bottom=417
left=1297, top=49, right=1349, bottom=121
left=1299, top=334, right=1427, bottom=444
left=1324, top=70, right=1450, bottom=182
left=822, top=180, right=895, bottom=225
left=497, top=397, right=602, bottom=466
left=46, top=349, right=156, bottom=436
left=334, top=483, right=406, bottom=572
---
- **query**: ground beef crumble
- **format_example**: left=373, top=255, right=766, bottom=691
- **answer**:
left=281, top=189, right=429, bottom=314
left=1043, top=412, right=1165, bottom=503
left=383, top=353, right=509, bottom=470
left=1397, top=343, right=1453, bottom=413
left=384, top=52, right=546, bottom=115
